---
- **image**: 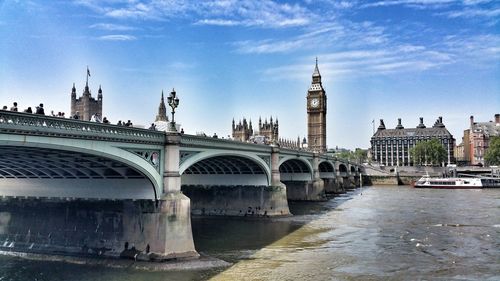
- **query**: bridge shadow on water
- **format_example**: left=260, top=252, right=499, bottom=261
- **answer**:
left=190, top=188, right=362, bottom=278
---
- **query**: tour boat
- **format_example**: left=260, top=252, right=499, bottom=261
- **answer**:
left=412, top=175, right=500, bottom=189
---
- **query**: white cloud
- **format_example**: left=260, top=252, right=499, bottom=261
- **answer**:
left=195, top=19, right=240, bottom=26
left=76, top=0, right=311, bottom=28
left=440, top=7, right=500, bottom=18
left=89, top=23, right=136, bottom=31
left=98, top=34, right=137, bottom=41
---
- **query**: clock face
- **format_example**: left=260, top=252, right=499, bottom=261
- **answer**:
left=310, top=98, right=319, bottom=108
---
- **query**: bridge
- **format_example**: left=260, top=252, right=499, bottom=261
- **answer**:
left=0, top=110, right=362, bottom=261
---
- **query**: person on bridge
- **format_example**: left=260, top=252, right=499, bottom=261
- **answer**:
left=91, top=113, right=101, bottom=123
left=35, top=103, right=45, bottom=115
left=148, top=123, right=156, bottom=130
left=72, top=111, right=79, bottom=119
left=2, top=106, right=7, bottom=110
left=117, top=120, right=122, bottom=126
left=125, top=120, right=133, bottom=127
left=10, top=102, right=18, bottom=112
left=102, top=117, right=109, bottom=124
left=24, top=107, right=32, bottom=113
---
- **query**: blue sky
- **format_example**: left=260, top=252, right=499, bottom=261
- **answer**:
left=0, top=0, right=499, bottom=149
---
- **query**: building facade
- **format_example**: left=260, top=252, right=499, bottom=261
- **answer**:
left=232, top=117, right=278, bottom=144
left=307, top=59, right=327, bottom=153
left=70, top=81, right=102, bottom=121
left=468, top=114, right=500, bottom=165
left=370, top=117, right=455, bottom=166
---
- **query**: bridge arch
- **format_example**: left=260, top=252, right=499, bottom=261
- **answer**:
left=350, top=165, right=356, bottom=173
left=338, top=163, right=348, bottom=173
left=179, top=151, right=271, bottom=186
left=279, top=157, right=313, bottom=181
left=0, top=136, right=162, bottom=200
left=319, top=160, right=336, bottom=179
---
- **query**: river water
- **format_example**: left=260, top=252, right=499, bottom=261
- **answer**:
left=0, top=186, right=499, bottom=280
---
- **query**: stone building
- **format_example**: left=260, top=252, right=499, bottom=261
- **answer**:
left=307, top=59, right=327, bottom=153
left=232, top=117, right=278, bottom=144
left=468, top=114, right=500, bottom=165
left=370, top=117, right=455, bottom=166
left=70, top=78, right=102, bottom=121
left=153, top=91, right=171, bottom=131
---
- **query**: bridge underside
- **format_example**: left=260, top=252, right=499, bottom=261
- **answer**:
left=181, top=155, right=288, bottom=216
left=181, top=155, right=268, bottom=186
left=0, top=146, right=155, bottom=200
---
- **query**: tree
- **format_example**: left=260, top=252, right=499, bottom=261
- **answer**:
left=485, top=136, right=500, bottom=166
left=353, top=148, right=368, bottom=163
left=410, top=139, right=447, bottom=166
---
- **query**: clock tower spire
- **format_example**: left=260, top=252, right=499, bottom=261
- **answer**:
left=307, top=58, right=327, bottom=153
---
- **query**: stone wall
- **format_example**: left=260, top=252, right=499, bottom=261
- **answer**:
left=181, top=185, right=290, bottom=217
left=283, top=181, right=326, bottom=201
left=0, top=195, right=197, bottom=261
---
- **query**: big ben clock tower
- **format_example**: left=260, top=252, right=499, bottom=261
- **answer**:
left=307, top=58, right=327, bottom=153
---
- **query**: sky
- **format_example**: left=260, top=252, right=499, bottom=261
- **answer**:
left=0, top=0, right=499, bottom=150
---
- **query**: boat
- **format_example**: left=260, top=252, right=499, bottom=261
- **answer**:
left=412, top=174, right=500, bottom=189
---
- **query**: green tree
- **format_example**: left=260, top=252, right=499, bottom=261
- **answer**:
left=410, top=139, right=447, bottom=166
left=485, top=136, right=500, bottom=166
left=353, top=148, right=368, bottom=163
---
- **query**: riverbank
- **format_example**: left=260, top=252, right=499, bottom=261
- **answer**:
left=0, top=250, right=230, bottom=271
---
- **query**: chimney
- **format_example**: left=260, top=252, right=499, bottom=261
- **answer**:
left=470, top=115, right=474, bottom=127
left=396, top=118, right=404, bottom=129
left=378, top=119, right=386, bottom=130
left=495, top=114, right=500, bottom=124
left=417, top=117, right=426, bottom=128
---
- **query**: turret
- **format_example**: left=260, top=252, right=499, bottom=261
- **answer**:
left=155, top=90, right=168, bottom=122
left=98, top=85, right=103, bottom=100
left=71, top=83, right=76, bottom=99
left=312, top=57, right=321, bottom=84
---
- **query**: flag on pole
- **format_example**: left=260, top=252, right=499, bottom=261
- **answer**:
left=87, top=67, right=91, bottom=77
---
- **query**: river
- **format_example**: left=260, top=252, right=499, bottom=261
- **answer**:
left=0, top=186, right=499, bottom=280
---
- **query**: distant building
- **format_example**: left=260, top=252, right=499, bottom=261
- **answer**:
left=468, top=114, right=500, bottom=165
left=70, top=77, right=102, bottom=121
left=152, top=91, right=171, bottom=131
left=370, top=117, right=455, bottom=166
left=232, top=117, right=278, bottom=144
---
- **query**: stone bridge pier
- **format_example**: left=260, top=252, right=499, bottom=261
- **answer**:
left=281, top=153, right=326, bottom=201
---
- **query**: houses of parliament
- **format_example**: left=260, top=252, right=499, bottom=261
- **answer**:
left=231, top=59, right=328, bottom=153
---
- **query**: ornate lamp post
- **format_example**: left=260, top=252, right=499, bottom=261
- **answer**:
left=167, top=88, right=179, bottom=132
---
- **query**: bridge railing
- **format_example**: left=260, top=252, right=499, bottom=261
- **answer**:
left=0, top=110, right=165, bottom=144
left=180, top=134, right=272, bottom=152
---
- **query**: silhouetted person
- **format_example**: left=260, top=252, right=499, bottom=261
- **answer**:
left=117, top=120, right=123, bottom=126
left=125, top=120, right=132, bottom=127
left=10, top=102, right=18, bottom=112
left=180, top=128, right=185, bottom=134
left=24, top=107, right=32, bottom=113
left=35, top=103, right=45, bottom=115
left=102, top=117, right=109, bottom=124
left=149, top=123, right=156, bottom=130
left=72, top=111, right=79, bottom=119
left=2, top=106, right=7, bottom=110
left=213, top=133, right=218, bottom=138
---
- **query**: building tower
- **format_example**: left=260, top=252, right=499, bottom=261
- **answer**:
left=70, top=68, right=103, bottom=121
left=307, top=58, right=327, bottom=153
left=155, top=91, right=168, bottom=122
